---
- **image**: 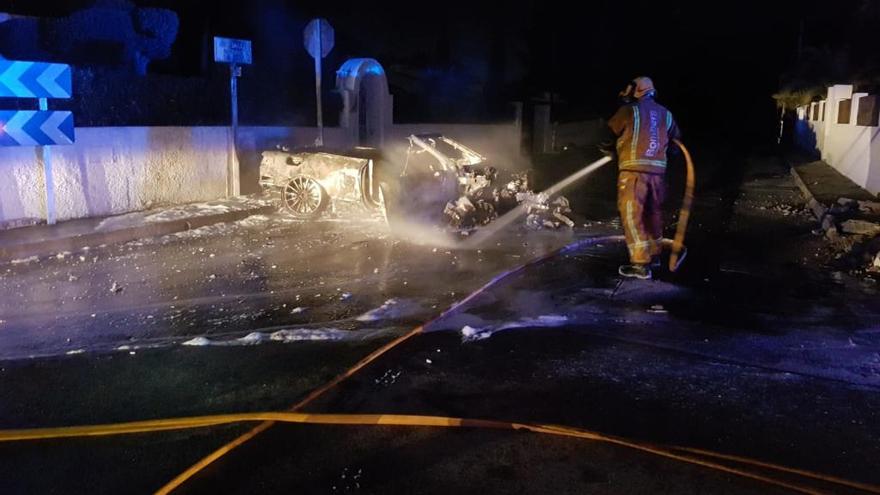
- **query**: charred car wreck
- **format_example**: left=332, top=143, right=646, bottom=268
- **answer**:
left=259, top=134, right=574, bottom=231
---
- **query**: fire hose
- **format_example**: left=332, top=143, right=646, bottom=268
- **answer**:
left=2, top=411, right=878, bottom=495
left=668, top=138, right=694, bottom=272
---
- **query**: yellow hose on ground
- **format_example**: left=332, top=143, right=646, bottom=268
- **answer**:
left=155, top=236, right=620, bottom=495
left=669, top=139, right=695, bottom=272
left=2, top=411, right=877, bottom=495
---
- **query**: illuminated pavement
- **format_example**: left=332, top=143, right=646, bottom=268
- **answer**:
left=0, top=212, right=586, bottom=360
left=1, top=152, right=879, bottom=493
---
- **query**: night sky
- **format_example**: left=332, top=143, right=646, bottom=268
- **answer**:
left=1, top=0, right=875, bottom=139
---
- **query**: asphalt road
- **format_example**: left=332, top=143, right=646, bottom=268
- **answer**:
left=1, top=150, right=879, bottom=494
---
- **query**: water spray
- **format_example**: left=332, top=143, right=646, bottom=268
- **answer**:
left=463, top=156, right=613, bottom=248
left=462, top=142, right=694, bottom=274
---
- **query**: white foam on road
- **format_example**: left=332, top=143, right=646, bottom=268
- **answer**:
left=236, top=214, right=271, bottom=228
left=356, top=298, right=422, bottom=322
left=461, top=314, right=570, bottom=342
left=10, top=256, right=39, bottom=265
left=182, top=327, right=348, bottom=347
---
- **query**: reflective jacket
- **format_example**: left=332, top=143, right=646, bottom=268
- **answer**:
left=608, top=97, right=681, bottom=174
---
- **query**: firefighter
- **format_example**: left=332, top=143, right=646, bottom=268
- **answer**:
left=608, top=77, right=681, bottom=279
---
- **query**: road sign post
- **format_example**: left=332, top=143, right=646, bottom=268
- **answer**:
left=304, top=19, right=334, bottom=147
left=214, top=37, right=252, bottom=197
left=38, top=98, right=56, bottom=225
left=228, top=62, right=240, bottom=198
left=315, top=26, right=322, bottom=147
left=0, top=60, right=74, bottom=225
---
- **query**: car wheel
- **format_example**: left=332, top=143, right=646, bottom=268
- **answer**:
left=282, top=175, right=328, bottom=219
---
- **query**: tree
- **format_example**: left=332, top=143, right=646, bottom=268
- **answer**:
left=131, top=8, right=179, bottom=75
left=0, top=0, right=178, bottom=75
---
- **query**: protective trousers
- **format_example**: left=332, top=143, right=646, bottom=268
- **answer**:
left=617, top=171, right=665, bottom=265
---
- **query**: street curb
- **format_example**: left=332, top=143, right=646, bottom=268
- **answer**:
left=789, top=165, right=839, bottom=241
left=0, top=205, right=276, bottom=263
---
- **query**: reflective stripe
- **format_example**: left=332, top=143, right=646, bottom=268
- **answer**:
left=666, top=111, right=673, bottom=131
left=628, top=241, right=652, bottom=248
left=625, top=200, right=642, bottom=247
left=631, top=106, right=640, bottom=159
left=620, top=159, right=667, bottom=168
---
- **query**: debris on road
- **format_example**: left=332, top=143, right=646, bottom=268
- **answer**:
left=647, top=304, right=668, bottom=314
left=356, top=298, right=421, bottom=322
left=270, top=329, right=349, bottom=342
left=841, top=220, right=880, bottom=236
left=10, top=256, right=39, bottom=265
left=374, top=369, right=402, bottom=386
left=460, top=314, right=569, bottom=342
left=859, top=200, right=880, bottom=215
left=181, top=328, right=349, bottom=347
left=331, top=467, right=363, bottom=493
left=443, top=169, right=575, bottom=231
left=870, top=252, right=880, bottom=273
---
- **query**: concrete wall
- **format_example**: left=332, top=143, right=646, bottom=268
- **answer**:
left=798, top=84, right=880, bottom=195
left=0, top=127, right=228, bottom=224
left=0, top=122, right=522, bottom=225
left=0, top=126, right=351, bottom=225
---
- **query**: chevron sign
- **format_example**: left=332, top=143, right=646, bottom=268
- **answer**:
left=0, top=61, right=72, bottom=99
left=0, top=110, right=75, bottom=146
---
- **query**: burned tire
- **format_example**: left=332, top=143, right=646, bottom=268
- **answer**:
left=282, top=175, right=329, bottom=219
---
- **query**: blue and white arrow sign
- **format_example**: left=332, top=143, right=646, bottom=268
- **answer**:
left=0, top=61, right=72, bottom=99
left=0, top=111, right=75, bottom=146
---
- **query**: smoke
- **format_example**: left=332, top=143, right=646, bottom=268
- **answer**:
left=383, top=216, right=460, bottom=249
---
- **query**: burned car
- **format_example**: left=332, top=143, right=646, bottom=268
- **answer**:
left=259, top=147, right=385, bottom=219
left=398, top=134, right=574, bottom=231
left=259, top=134, right=573, bottom=230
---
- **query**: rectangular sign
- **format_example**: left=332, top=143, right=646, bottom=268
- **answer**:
left=0, top=61, right=72, bottom=99
left=214, top=37, right=252, bottom=65
left=0, top=110, right=75, bottom=146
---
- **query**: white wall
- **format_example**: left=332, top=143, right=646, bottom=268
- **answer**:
left=0, top=122, right=524, bottom=225
left=799, top=85, right=880, bottom=195
left=0, top=127, right=228, bottom=224
left=0, top=126, right=353, bottom=225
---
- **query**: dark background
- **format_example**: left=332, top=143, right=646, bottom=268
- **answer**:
left=1, top=0, right=877, bottom=143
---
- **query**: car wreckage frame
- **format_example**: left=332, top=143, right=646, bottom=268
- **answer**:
left=258, top=134, right=574, bottom=231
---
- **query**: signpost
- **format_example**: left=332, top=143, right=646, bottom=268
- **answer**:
left=0, top=60, right=74, bottom=225
left=304, top=18, right=334, bottom=147
left=214, top=36, right=252, bottom=197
